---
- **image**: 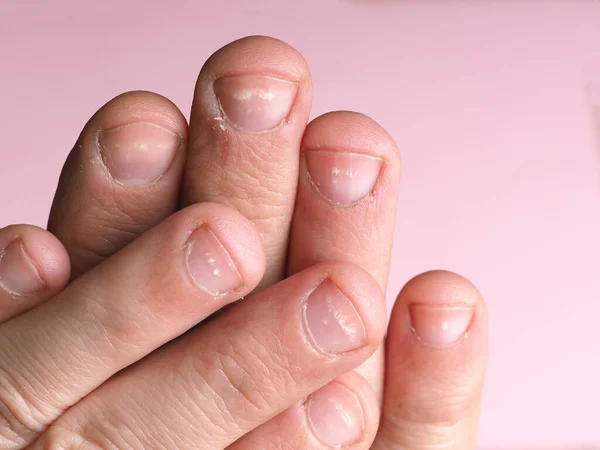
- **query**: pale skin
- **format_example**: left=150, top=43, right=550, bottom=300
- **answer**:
left=0, top=36, right=488, bottom=449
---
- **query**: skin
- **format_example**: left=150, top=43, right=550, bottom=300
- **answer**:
left=0, top=36, right=488, bottom=449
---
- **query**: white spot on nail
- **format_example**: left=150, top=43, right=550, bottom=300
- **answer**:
left=207, top=258, right=215, bottom=264
left=233, top=90, right=252, bottom=101
left=213, top=268, right=221, bottom=277
left=442, top=320, right=449, bottom=331
left=332, top=167, right=341, bottom=176
left=232, top=89, right=275, bottom=102
left=335, top=402, right=354, bottom=427
left=326, top=296, right=357, bottom=337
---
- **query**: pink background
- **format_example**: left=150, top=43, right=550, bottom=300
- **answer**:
left=1, top=1, right=599, bottom=448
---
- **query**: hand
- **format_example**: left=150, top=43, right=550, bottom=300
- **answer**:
left=0, top=36, right=488, bottom=449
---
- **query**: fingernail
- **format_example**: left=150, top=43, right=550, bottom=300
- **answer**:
left=304, top=279, right=366, bottom=355
left=213, top=74, right=297, bottom=132
left=305, top=150, right=382, bottom=205
left=0, top=239, right=46, bottom=296
left=186, top=224, right=243, bottom=296
left=98, top=121, right=181, bottom=185
left=409, top=304, right=474, bottom=348
left=307, top=382, right=364, bottom=448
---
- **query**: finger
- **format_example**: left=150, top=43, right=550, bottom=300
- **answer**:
left=228, top=371, right=380, bottom=450
left=288, top=111, right=401, bottom=398
left=0, top=203, right=265, bottom=449
left=48, top=91, right=187, bottom=279
left=0, top=225, right=69, bottom=322
left=372, top=271, right=488, bottom=450
left=38, top=262, right=386, bottom=450
left=183, top=35, right=312, bottom=289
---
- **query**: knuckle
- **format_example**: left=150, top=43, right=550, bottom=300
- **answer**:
left=216, top=347, right=272, bottom=413
left=0, top=369, right=48, bottom=449
left=378, top=414, right=461, bottom=450
left=35, top=424, right=105, bottom=450
left=189, top=133, right=293, bottom=221
left=389, top=394, right=473, bottom=428
left=68, top=191, right=165, bottom=264
left=38, top=392, right=168, bottom=450
left=69, top=201, right=140, bottom=257
left=189, top=329, right=297, bottom=425
left=415, top=382, right=477, bottom=425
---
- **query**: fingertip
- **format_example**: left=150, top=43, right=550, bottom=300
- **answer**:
left=390, top=270, right=488, bottom=352
left=396, top=270, right=485, bottom=306
left=186, top=202, right=266, bottom=290
left=302, top=111, right=401, bottom=179
left=48, top=90, right=189, bottom=278
left=0, top=225, right=70, bottom=321
left=1, top=224, right=71, bottom=293
left=90, top=90, right=188, bottom=138
left=321, top=371, right=381, bottom=448
left=22, top=228, right=71, bottom=292
left=185, top=35, right=313, bottom=289
left=194, top=34, right=312, bottom=135
left=158, top=202, right=268, bottom=298
left=200, top=35, right=311, bottom=85
left=373, top=270, right=488, bottom=450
